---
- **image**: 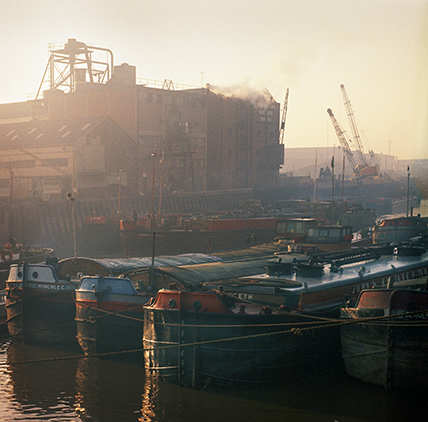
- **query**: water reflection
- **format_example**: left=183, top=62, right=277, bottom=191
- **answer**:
left=5, top=341, right=80, bottom=420
left=74, top=354, right=145, bottom=421
left=2, top=340, right=428, bottom=422
left=140, top=362, right=428, bottom=422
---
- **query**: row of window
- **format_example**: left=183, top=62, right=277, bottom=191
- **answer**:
left=0, top=158, right=69, bottom=169
left=139, top=92, right=206, bottom=108
left=259, top=116, right=275, bottom=122
left=138, top=136, right=206, bottom=150
left=170, top=158, right=205, bottom=169
left=0, top=177, right=63, bottom=189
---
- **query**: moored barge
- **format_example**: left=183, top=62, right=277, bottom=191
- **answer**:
left=142, top=245, right=428, bottom=387
left=143, top=288, right=338, bottom=388
left=340, top=283, right=428, bottom=390
left=75, top=275, right=150, bottom=355
left=5, top=254, right=223, bottom=344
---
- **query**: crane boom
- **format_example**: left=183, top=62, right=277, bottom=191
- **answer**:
left=279, top=88, right=289, bottom=145
left=327, top=108, right=360, bottom=176
left=340, top=84, right=368, bottom=166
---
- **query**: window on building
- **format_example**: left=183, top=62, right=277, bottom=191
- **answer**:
left=196, top=159, right=205, bottom=169
left=277, top=222, right=286, bottom=234
left=42, top=158, right=69, bottom=167
left=10, top=160, right=36, bottom=168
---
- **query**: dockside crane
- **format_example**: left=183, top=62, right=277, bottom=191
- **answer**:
left=279, top=88, right=289, bottom=145
left=340, top=84, right=367, bottom=166
left=327, top=108, right=360, bottom=176
left=339, top=85, right=378, bottom=176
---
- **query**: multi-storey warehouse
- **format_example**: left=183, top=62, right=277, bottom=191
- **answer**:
left=0, top=39, right=283, bottom=201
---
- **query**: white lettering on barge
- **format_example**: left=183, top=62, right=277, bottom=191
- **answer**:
left=35, top=283, right=67, bottom=290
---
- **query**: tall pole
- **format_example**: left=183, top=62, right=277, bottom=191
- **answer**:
left=407, top=166, right=410, bottom=217
left=331, top=156, right=335, bottom=224
left=313, top=149, right=317, bottom=202
left=9, top=170, right=13, bottom=203
left=147, top=143, right=157, bottom=229
left=67, top=192, right=77, bottom=259
left=157, top=150, right=165, bottom=224
left=342, top=153, right=345, bottom=203
left=149, top=231, right=156, bottom=287
left=72, top=199, right=77, bottom=259
left=117, top=168, right=122, bottom=215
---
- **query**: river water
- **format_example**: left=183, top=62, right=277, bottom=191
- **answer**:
left=0, top=336, right=427, bottom=422
left=2, top=201, right=428, bottom=421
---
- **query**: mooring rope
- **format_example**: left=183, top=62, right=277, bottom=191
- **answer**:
left=6, top=306, right=428, bottom=365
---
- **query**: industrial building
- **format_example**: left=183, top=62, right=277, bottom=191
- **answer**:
left=0, top=39, right=283, bottom=201
left=0, top=116, right=137, bottom=201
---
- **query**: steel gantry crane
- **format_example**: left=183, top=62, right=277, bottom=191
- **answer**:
left=327, top=108, right=360, bottom=176
left=327, top=85, right=379, bottom=178
left=340, top=84, right=368, bottom=166
left=339, top=85, right=378, bottom=177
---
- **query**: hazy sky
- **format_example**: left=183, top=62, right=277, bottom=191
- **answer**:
left=0, top=0, right=427, bottom=160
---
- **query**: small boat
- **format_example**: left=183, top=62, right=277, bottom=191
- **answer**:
left=373, top=216, right=428, bottom=244
left=75, top=275, right=150, bottom=355
left=0, top=289, right=6, bottom=331
left=340, top=284, right=428, bottom=390
left=0, top=242, right=54, bottom=288
left=75, top=255, right=275, bottom=356
left=120, top=215, right=280, bottom=257
left=204, top=244, right=428, bottom=317
left=143, top=244, right=428, bottom=388
left=274, top=218, right=354, bottom=252
left=6, top=255, right=217, bottom=344
left=5, top=259, right=79, bottom=343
